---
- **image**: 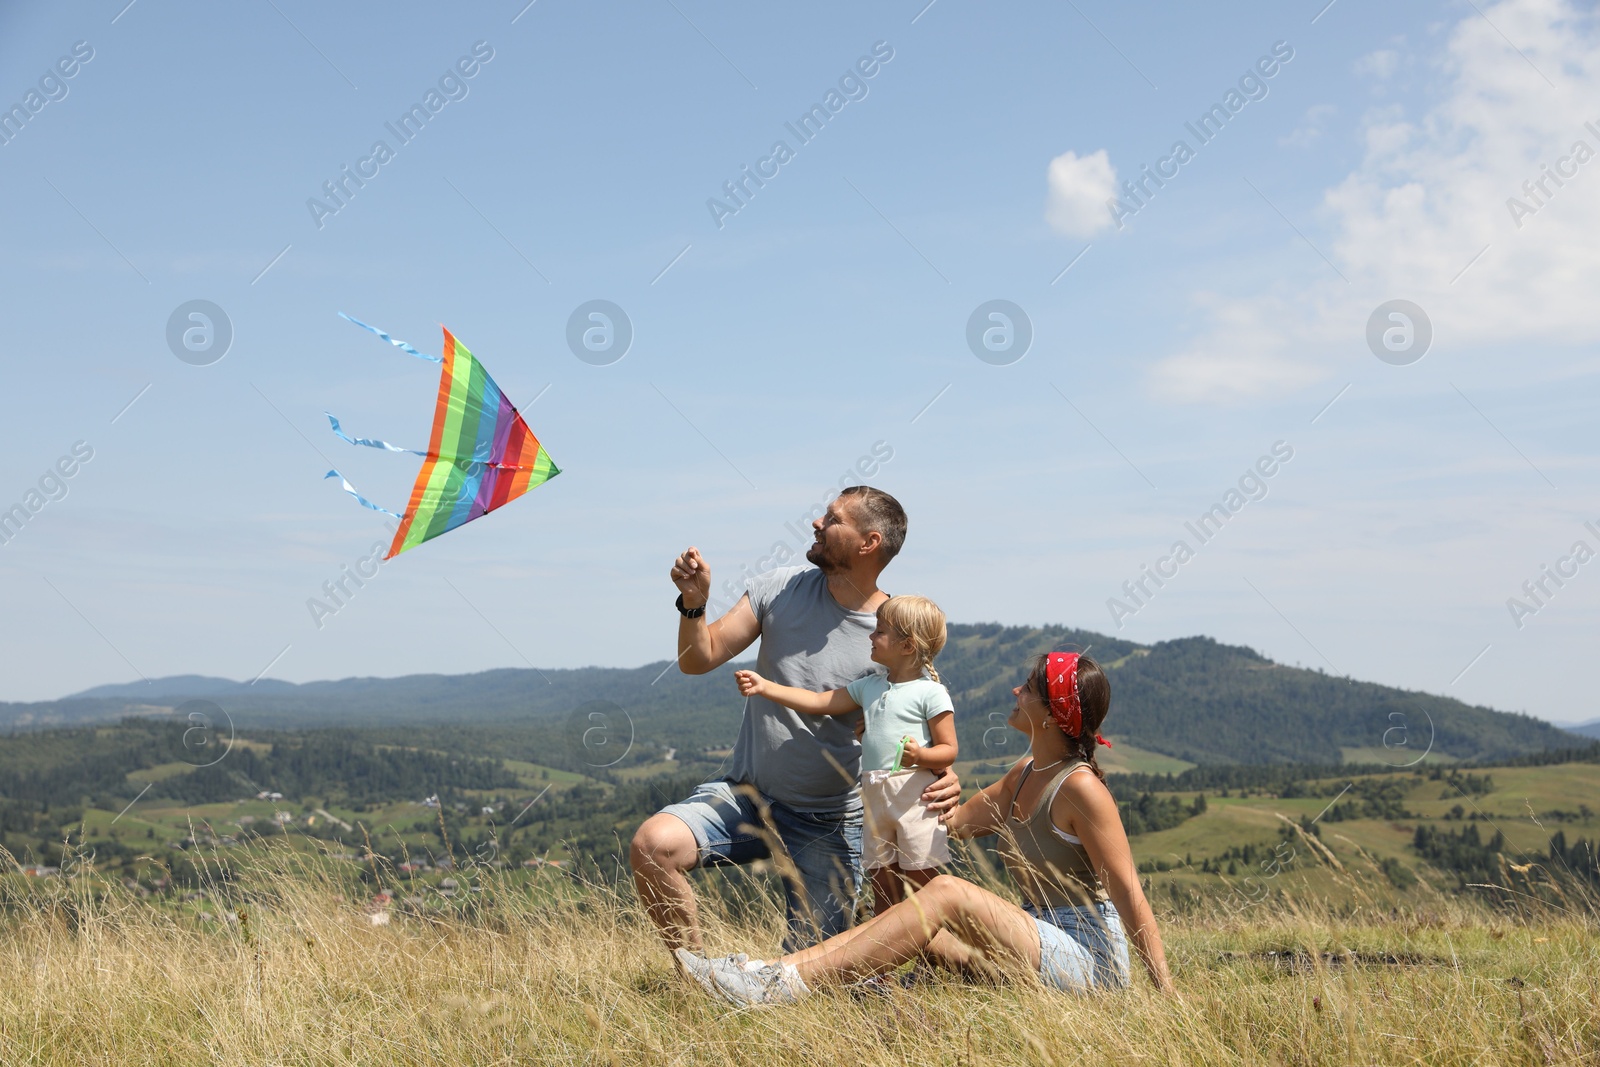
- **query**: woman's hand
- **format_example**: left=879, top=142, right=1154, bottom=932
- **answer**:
left=734, top=670, right=769, bottom=698
left=920, top=767, right=962, bottom=815
left=940, top=759, right=1023, bottom=838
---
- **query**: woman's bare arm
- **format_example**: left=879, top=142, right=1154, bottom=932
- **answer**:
left=1055, top=774, right=1175, bottom=993
left=943, top=757, right=1027, bottom=840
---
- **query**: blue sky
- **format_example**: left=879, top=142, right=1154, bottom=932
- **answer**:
left=1, top=0, right=1596, bottom=733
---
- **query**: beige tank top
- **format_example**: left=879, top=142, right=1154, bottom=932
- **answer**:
left=1000, top=758, right=1109, bottom=908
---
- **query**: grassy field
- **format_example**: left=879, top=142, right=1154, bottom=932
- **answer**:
left=2, top=837, right=1596, bottom=1066
left=1096, top=739, right=1197, bottom=776
left=7, top=745, right=1596, bottom=1063
left=957, top=737, right=1196, bottom=780
left=1128, top=762, right=1600, bottom=909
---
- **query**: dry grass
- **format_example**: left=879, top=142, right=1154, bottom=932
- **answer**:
left=2, top=843, right=1597, bottom=1066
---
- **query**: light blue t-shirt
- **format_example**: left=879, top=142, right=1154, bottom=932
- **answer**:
left=846, top=674, right=954, bottom=773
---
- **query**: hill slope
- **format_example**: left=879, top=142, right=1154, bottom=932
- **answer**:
left=932, top=626, right=1575, bottom=765
left=6, top=624, right=1579, bottom=765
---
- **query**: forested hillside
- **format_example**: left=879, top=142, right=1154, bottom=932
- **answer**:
left=4, top=623, right=1580, bottom=766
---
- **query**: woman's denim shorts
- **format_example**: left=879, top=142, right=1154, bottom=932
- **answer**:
left=1025, top=899, right=1131, bottom=992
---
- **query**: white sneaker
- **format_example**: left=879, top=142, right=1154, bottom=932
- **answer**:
left=674, top=948, right=810, bottom=1007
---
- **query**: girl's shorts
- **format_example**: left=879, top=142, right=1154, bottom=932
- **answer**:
left=860, top=767, right=949, bottom=871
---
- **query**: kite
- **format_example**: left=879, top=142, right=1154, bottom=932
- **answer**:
left=325, top=313, right=559, bottom=559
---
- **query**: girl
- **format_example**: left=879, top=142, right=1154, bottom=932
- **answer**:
left=735, top=595, right=956, bottom=914
left=683, top=651, right=1174, bottom=1003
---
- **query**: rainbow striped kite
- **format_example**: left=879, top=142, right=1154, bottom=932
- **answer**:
left=325, top=314, right=559, bottom=559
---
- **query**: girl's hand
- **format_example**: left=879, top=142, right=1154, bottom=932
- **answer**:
left=734, top=670, right=768, bottom=697
left=901, top=739, right=924, bottom=767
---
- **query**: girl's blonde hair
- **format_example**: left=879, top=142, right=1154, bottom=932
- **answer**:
left=877, top=595, right=948, bottom=683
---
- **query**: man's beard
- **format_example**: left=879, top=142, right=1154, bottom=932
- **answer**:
left=806, top=538, right=844, bottom=572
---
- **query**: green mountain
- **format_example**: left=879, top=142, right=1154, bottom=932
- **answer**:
left=3, top=624, right=1579, bottom=766
left=933, top=625, right=1576, bottom=766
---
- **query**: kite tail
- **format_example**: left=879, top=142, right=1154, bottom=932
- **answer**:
left=324, top=469, right=404, bottom=519
left=337, top=312, right=442, bottom=364
left=325, top=413, right=428, bottom=456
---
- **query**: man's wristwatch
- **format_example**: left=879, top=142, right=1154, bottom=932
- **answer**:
left=675, top=593, right=706, bottom=619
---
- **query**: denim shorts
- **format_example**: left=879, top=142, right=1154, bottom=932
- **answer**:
left=1026, top=900, right=1131, bottom=992
left=660, top=779, right=863, bottom=951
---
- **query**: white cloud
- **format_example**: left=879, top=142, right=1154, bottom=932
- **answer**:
left=1151, top=293, right=1329, bottom=404
left=1280, top=103, right=1338, bottom=148
left=1355, top=48, right=1401, bottom=81
left=1153, top=0, right=1600, bottom=404
left=1045, top=149, right=1118, bottom=238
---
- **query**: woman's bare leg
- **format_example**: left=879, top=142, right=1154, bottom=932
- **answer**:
left=779, top=874, right=1042, bottom=986
left=869, top=866, right=990, bottom=977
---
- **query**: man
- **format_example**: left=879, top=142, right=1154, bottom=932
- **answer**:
left=630, top=486, right=962, bottom=953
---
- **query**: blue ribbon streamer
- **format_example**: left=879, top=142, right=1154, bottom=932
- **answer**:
left=324, top=469, right=403, bottom=520
left=338, top=312, right=441, bottom=364
left=325, top=413, right=428, bottom=457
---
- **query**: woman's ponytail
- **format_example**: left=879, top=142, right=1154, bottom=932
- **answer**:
left=1072, top=730, right=1106, bottom=782
left=1071, top=657, right=1110, bottom=781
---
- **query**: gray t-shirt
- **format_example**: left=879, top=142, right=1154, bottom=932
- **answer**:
left=727, top=566, right=878, bottom=813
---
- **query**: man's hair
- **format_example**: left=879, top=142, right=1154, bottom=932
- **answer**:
left=837, top=485, right=907, bottom=563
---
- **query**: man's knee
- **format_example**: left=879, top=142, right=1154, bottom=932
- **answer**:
left=630, top=813, right=698, bottom=876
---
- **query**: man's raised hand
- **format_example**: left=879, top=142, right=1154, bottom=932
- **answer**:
left=670, top=546, right=712, bottom=608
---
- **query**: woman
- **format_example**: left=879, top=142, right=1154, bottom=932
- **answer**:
left=675, top=651, right=1175, bottom=1003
